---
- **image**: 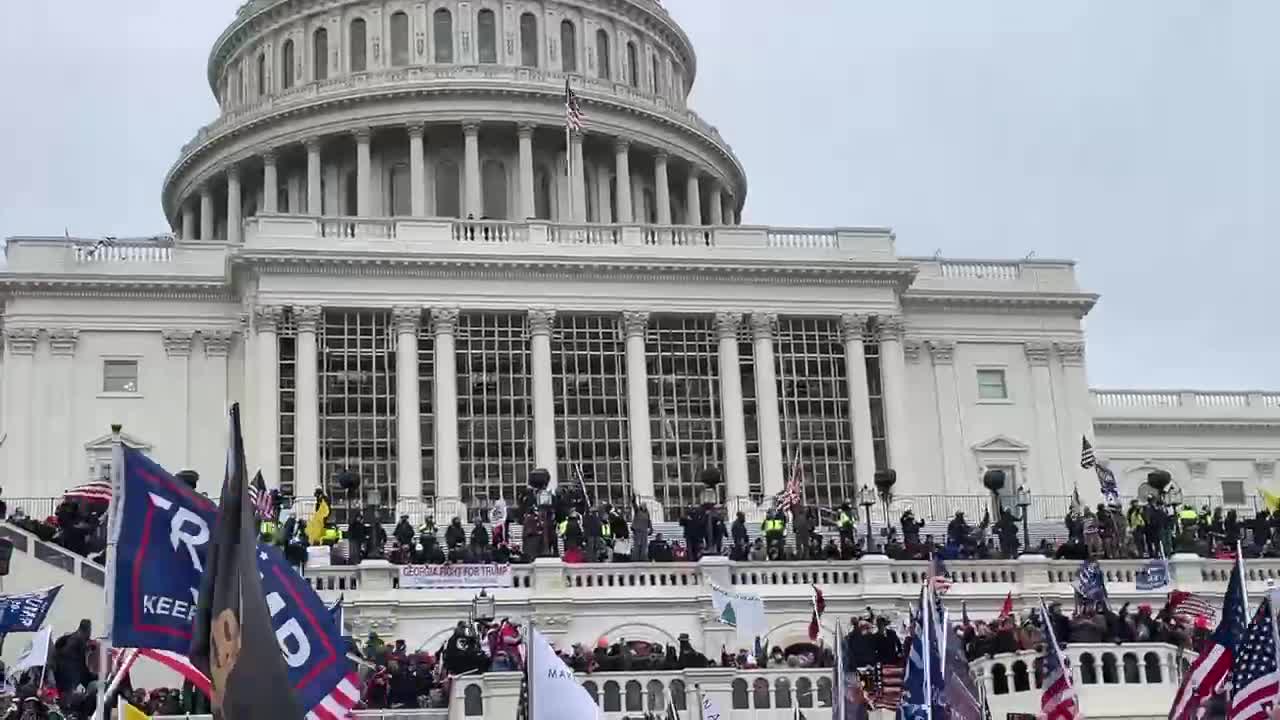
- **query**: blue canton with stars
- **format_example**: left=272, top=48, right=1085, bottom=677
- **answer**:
left=1232, top=597, right=1277, bottom=713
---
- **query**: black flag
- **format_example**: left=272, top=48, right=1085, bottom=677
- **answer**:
left=188, top=403, right=303, bottom=720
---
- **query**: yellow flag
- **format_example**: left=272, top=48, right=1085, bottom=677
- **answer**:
left=1262, top=489, right=1280, bottom=513
left=306, top=497, right=330, bottom=545
left=119, top=699, right=151, bottom=720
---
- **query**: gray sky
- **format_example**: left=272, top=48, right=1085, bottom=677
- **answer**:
left=0, top=1, right=1275, bottom=390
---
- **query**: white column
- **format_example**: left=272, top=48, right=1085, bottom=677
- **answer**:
left=928, top=340, right=966, bottom=496
left=715, top=312, right=749, bottom=500
left=1055, top=342, right=1091, bottom=497
left=623, top=311, right=655, bottom=502
left=202, top=331, right=233, bottom=482
left=722, top=192, right=735, bottom=226
left=463, top=121, right=482, bottom=218
left=594, top=163, right=613, bottom=224
left=262, top=150, right=278, bottom=214
left=708, top=180, right=724, bottom=225
left=751, top=314, right=784, bottom=496
left=240, top=313, right=258, bottom=472
left=409, top=125, right=427, bottom=217
left=226, top=167, right=242, bottom=244
left=432, top=307, right=461, bottom=501
left=306, top=137, right=323, bottom=214
left=877, top=316, right=912, bottom=483
left=255, top=306, right=282, bottom=487
left=3, top=330, right=37, bottom=496
left=614, top=139, right=633, bottom=223
left=161, top=331, right=193, bottom=468
left=529, top=308, right=558, bottom=485
left=355, top=128, right=372, bottom=217
left=517, top=123, right=536, bottom=220
left=199, top=185, right=214, bottom=240
left=394, top=307, right=423, bottom=501
left=1027, top=342, right=1067, bottom=496
left=685, top=168, right=702, bottom=225
left=48, top=330, right=79, bottom=486
left=294, top=306, right=321, bottom=500
left=181, top=202, right=195, bottom=241
left=653, top=151, right=672, bottom=225
left=570, top=131, right=587, bottom=222
left=840, top=314, right=878, bottom=488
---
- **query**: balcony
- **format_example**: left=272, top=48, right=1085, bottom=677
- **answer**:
left=1092, top=389, right=1280, bottom=426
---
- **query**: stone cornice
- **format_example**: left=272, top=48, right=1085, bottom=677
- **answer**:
left=1093, top=418, right=1280, bottom=431
left=903, top=289, right=1099, bottom=317
left=0, top=275, right=232, bottom=302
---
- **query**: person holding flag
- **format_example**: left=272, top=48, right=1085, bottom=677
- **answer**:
left=1169, top=557, right=1249, bottom=720
left=1039, top=598, right=1081, bottom=720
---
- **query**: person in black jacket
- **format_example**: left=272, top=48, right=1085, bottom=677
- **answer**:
left=444, top=517, right=466, bottom=551
left=393, top=515, right=415, bottom=547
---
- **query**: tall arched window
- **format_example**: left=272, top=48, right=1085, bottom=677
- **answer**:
left=256, top=52, right=266, bottom=95
left=435, top=161, right=460, bottom=218
left=313, top=28, right=329, bottom=80
left=477, top=10, right=497, bottom=64
left=560, top=20, right=577, bottom=73
left=595, top=29, right=611, bottom=79
left=481, top=160, right=508, bottom=219
left=626, top=41, right=639, bottom=88
left=349, top=19, right=367, bottom=71
left=390, top=12, right=410, bottom=66
left=519, top=13, right=538, bottom=67
left=433, top=9, right=453, bottom=63
left=281, top=39, right=295, bottom=89
left=651, top=53, right=662, bottom=94
left=389, top=163, right=411, bottom=216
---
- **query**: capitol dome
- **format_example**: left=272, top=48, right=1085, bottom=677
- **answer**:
left=162, top=0, right=747, bottom=239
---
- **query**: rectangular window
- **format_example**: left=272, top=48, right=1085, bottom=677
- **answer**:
left=1221, top=480, right=1246, bottom=506
left=103, top=360, right=139, bottom=393
left=977, top=369, right=1008, bottom=401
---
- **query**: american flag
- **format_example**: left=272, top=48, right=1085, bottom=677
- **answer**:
left=1169, top=590, right=1220, bottom=626
left=1170, top=561, right=1249, bottom=720
left=930, top=555, right=952, bottom=595
left=565, top=79, right=585, bottom=132
left=64, top=479, right=112, bottom=503
left=1080, top=436, right=1120, bottom=505
left=1039, top=600, right=1081, bottom=720
left=777, top=453, right=803, bottom=513
left=247, top=470, right=272, bottom=520
left=1229, top=597, right=1279, bottom=720
left=866, top=663, right=905, bottom=710
left=1080, top=436, right=1097, bottom=468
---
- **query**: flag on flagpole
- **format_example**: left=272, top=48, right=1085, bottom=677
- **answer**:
left=777, top=451, right=803, bottom=513
left=1080, top=436, right=1120, bottom=506
left=699, top=690, right=725, bottom=720
left=0, top=585, right=62, bottom=633
left=188, top=404, right=304, bottom=720
left=1228, top=596, right=1279, bottom=720
left=1080, top=437, right=1097, bottom=469
left=808, top=585, right=826, bottom=641
left=997, top=592, right=1013, bottom=620
left=565, top=79, right=585, bottom=132
left=709, top=582, right=768, bottom=644
left=529, top=628, right=598, bottom=720
left=64, top=479, right=113, bottom=503
left=1169, top=560, right=1249, bottom=720
left=247, top=471, right=272, bottom=520
left=1169, top=590, right=1219, bottom=625
left=1039, top=599, right=1081, bottom=720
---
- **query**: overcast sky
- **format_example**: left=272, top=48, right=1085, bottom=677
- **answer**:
left=0, top=1, right=1275, bottom=390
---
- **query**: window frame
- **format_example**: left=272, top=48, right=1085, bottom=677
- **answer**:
left=519, top=13, right=539, bottom=68
left=476, top=9, right=498, bottom=64
left=313, top=27, right=329, bottom=81
left=349, top=18, right=368, bottom=72
left=976, top=367, right=1010, bottom=403
left=560, top=20, right=577, bottom=73
left=595, top=29, right=611, bottom=80
left=389, top=11, right=410, bottom=67
left=101, top=357, right=142, bottom=396
left=1221, top=479, right=1247, bottom=506
left=433, top=8, right=454, bottom=63
left=281, top=38, right=295, bottom=90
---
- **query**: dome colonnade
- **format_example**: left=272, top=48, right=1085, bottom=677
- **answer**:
left=164, top=0, right=745, bottom=242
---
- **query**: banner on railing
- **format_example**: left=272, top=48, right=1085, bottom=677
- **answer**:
left=399, top=563, right=512, bottom=589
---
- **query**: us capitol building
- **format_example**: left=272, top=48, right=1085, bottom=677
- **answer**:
left=3, top=0, right=1278, bottom=524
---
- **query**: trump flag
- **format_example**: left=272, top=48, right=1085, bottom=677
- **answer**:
left=110, top=443, right=358, bottom=718
left=0, top=585, right=61, bottom=633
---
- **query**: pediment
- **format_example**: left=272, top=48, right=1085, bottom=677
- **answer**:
left=84, top=432, right=152, bottom=451
left=971, top=435, right=1030, bottom=453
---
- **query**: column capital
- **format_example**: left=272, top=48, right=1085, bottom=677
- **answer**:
left=431, top=306, right=460, bottom=335
left=4, top=328, right=38, bottom=355
left=162, top=330, right=194, bottom=358
left=202, top=330, right=233, bottom=357
left=225, top=164, right=241, bottom=182
left=875, top=315, right=905, bottom=341
left=516, top=122, right=536, bottom=139
left=613, top=138, right=631, bottom=154
left=48, top=328, right=80, bottom=357
left=462, top=120, right=481, bottom=136
left=1054, top=341, right=1085, bottom=367
left=839, top=313, right=871, bottom=342
left=352, top=127, right=373, bottom=143
left=261, top=148, right=278, bottom=165
left=200, top=182, right=215, bottom=197
left=902, top=339, right=923, bottom=364
left=528, top=308, right=556, bottom=336
left=927, top=339, right=955, bottom=365
left=304, top=135, right=323, bottom=152
left=714, top=311, right=742, bottom=340
left=622, top=310, right=649, bottom=338
left=687, top=164, right=704, bottom=181
left=407, top=123, right=426, bottom=139
left=569, top=129, right=584, bottom=144
left=254, top=305, right=284, bottom=333
left=392, top=306, right=422, bottom=334
left=654, top=149, right=669, bottom=163
left=749, top=313, right=777, bottom=341
left=1024, top=341, right=1052, bottom=367
left=294, top=306, right=323, bottom=332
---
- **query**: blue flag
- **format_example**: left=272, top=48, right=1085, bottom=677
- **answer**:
left=1136, top=558, right=1170, bottom=591
left=900, top=589, right=945, bottom=720
left=111, top=446, right=357, bottom=715
left=1073, top=560, right=1108, bottom=608
left=0, top=585, right=62, bottom=633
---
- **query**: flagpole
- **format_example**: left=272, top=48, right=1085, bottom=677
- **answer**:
left=526, top=617, right=536, bottom=720
left=923, top=572, right=934, bottom=720
left=1039, top=595, right=1079, bottom=717
left=97, top=423, right=124, bottom=720
left=1238, top=541, right=1250, bottom=611
left=695, top=683, right=705, bottom=720
left=833, top=620, right=844, bottom=720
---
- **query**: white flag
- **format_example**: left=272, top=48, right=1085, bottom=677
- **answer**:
left=701, top=692, right=725, bottom=720
left=530, top=628, right=598, bottom=720
left=709, top=582, right=768, bottom=643
left=10, top=624, right=53, bottom=678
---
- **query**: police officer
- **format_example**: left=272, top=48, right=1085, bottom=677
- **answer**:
left=837, top=502, right=856, bottom=547
left=259, top=515, right=279, bottom=545
left=762, top=508, right=787, bottom=559
left=322, top=522, right=342, bottom=546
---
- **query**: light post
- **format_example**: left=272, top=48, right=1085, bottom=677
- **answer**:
left=982, top=468, right=1006, bottom=521
left=470, top=588, right=495, bottom=625
left=874, top=469, right=897, bottom=550
left=858, top=485, right=876, bottom=552
left=1016, top=485, right=1031, bottom=552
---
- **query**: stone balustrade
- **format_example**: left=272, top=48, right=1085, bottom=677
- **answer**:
left=3, top=237, right=229, bottom=278
left=1092, top=388, right=1280, bottom=420
left=905, top=256, right=1083, bottom=294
